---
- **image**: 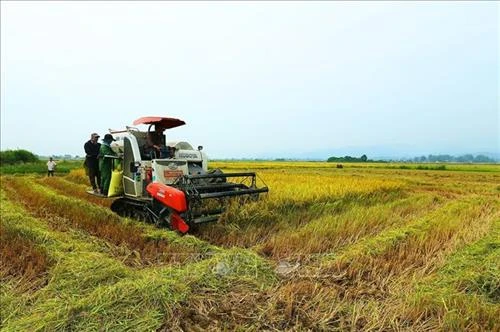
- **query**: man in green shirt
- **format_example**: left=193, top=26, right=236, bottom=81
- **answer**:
left=99, top=134, right=117, bottom=196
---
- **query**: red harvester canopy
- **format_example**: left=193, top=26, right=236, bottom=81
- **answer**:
left=133, top=116, right=186, bottom=129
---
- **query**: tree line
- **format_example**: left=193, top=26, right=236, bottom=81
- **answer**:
left=327, top=154, right=370, bottom=163
left=404, top=154, right=495, bottom=163
left=327, top=154, right=497, bottom=163
left=0, top=149, right=39, bottom=165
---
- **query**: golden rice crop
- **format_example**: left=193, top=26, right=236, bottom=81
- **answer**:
left=1, top=176, right=214, bottom=266
left=64, top=168, right=89, bottom=185
left=1, top=161, right=498, bottom=330
left=256, top=169, right=404, bottom=205
left=0, top=223, right=50, bottom=283
left=38, top=176, right=112, bottom=207
left=262, top=192, right=445, bottom=259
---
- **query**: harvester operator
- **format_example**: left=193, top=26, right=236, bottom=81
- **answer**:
left=142, top=131, right=171, bottom=159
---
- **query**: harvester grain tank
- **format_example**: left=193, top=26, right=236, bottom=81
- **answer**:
left=97, top=116, right=268, bottom=233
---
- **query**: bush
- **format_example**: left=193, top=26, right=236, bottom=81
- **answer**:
left=0, top=149, right=39, bottom=165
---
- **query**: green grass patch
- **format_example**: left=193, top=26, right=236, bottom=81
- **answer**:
left=0, top=160, right=83, bottom=175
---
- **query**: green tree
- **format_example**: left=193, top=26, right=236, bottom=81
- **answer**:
left=0, top=149, right=39, bottom=165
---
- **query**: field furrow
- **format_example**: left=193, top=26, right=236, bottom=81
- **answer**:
left=37, top=176, right=113, bottom=208
left=0, top=223, right=50, bottom=283
left=398, top=218, right=500, bottom=330
left=317, top=196, right=498, bottom=288
left=1, top=176, right=215, bottom=266
left=199, top=186, right=406, bottom=248
left=260, top=192, right=446, bottom=259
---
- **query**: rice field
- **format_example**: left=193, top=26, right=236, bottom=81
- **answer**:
left=1, top=162, right=499, bottom=330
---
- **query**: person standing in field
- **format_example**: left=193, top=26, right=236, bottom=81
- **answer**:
left=46, top=157, right=57, bottom=177
left=99, top=134, right=117, bottom=196
left=84, top=133, right=102, bottom=194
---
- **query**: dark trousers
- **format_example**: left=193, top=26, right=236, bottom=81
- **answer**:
left=88, top=165, right=101, bottom=190
left=47, top=170, right=54, bottom=177
left=86, top=158, right=101, bottom=190
left=100, top=170, right=111, bottom=195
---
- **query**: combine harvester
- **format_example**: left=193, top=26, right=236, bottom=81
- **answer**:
left=93, top=116, right=268, bottom=233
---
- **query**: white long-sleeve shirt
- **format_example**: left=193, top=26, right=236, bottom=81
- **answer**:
left=47, top=160, right=57, bottom=171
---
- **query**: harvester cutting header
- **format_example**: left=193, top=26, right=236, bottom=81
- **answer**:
left=93, top=116, right=268, bottom=233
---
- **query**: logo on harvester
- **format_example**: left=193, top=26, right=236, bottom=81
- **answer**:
left=178, top=153, right=198, bottom=159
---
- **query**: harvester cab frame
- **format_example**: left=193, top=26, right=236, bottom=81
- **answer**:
left=100, top=116, right=268, bottom=233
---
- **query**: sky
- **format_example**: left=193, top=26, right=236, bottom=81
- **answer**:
left=1, top=1, right=498, bottom=159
